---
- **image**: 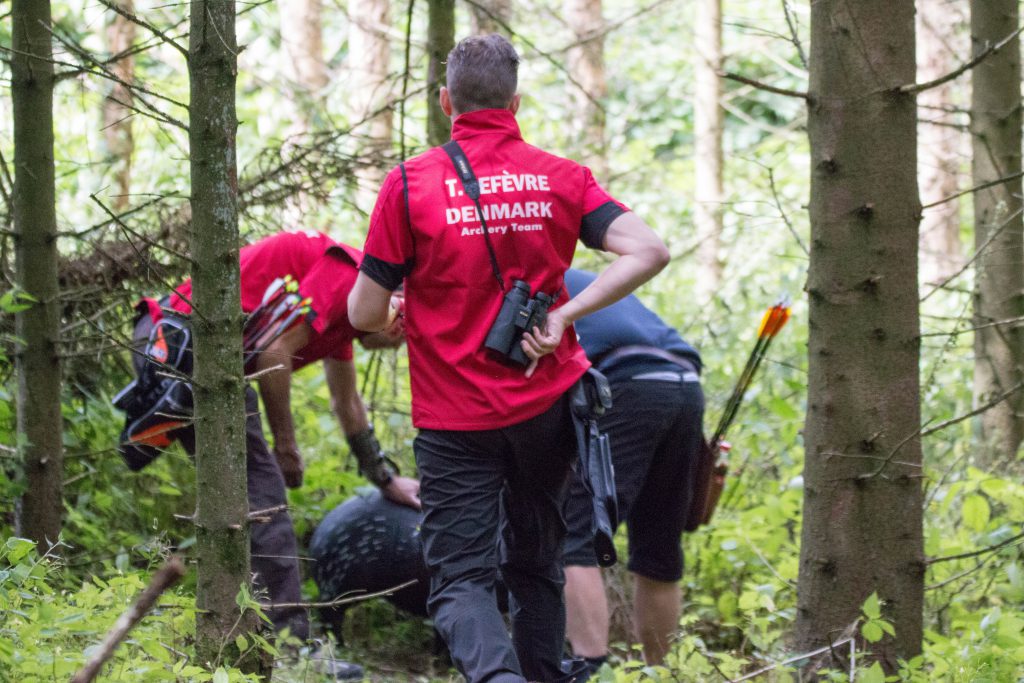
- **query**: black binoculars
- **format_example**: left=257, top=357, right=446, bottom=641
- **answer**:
left=484, top=280, right=555, bottom=366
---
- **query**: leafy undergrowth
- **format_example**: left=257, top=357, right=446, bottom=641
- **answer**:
left=2, top=281, right=1023, bottom=682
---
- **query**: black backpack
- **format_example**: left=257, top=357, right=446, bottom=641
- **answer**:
left=113, top=313, right=193, bottom=471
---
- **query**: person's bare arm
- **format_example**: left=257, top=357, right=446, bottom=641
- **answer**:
left=348, top=273, right=393, bottom=332
left=521, top=212, right=670, bottom=376
left=255, top=322, right=311, bottom=487
left=324, top=357, right=370, bottom=435
left=324, top=357, right=421, bottom=510
left=358, top=292, right=406, bottom=350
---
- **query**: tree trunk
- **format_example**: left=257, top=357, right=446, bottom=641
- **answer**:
left=12, top=0, right=63, bottom=551
left=694, top=0, right=724, bottom=301
left=917, top=2, right=965, bottom=284
left=565, top=0, right=607, bottom=181
left=279, top=0, right=328, bottom=227
left=188, top=0, right=256, bottom=669
left=427, top=0, right=455, bottom=147
left=469, top=0, right=510, bottom=34
left=796, top=0, right=924, bottom=671
left=970, top=0, right=1024, bottom=463
left=348, top=0, right=393, bottom=212
left=103, top=0, right=136, bottom=213
left=280, top=0, right=328, bottom=101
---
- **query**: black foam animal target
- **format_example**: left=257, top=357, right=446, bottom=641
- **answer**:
left=310, top=490, right=431, bottom=640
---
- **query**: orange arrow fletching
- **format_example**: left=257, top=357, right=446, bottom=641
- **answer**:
left=756, top=297, right=792, bottom=339
left=766, top=305, right=791, bottom=337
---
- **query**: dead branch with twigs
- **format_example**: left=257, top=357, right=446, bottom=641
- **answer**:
left=70, top=557, right=187, bottom=683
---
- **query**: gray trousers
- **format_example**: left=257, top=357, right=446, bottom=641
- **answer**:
left=414, top=394, right=578, bottom=683
left=133, top=315, right=308, bottom=639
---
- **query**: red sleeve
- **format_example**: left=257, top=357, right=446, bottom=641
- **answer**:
left=581, top=167, right=628, bottom=215
left=361, top=166, right=415, bottom=290
left=326, top=337, right=355, bottom=363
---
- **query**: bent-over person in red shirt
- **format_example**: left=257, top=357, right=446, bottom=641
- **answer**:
left=133, top=231, right=418, bottom=666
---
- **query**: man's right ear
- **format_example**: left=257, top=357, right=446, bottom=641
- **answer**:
left=440, top=87, right=454, bottom=117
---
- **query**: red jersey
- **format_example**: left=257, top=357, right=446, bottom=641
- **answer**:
left=169, top=231, right=365, bottom=371
left=360, top=109, right=628, bottom=430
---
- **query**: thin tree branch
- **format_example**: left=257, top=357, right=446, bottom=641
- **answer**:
left=920, top=314, right=1024, bottom=338
left=248, top=504, right=289, bottom=519
left=248, top=504, right=289, bottom=524
left=920, top=206, right=1023, bottom=303
left=70, top=557, right=187, bottom=683
left=921, top=381, right=1024, bottom=438
left=398, top=0, right=415, bottom=161
left=720, top=70, right=809, bottom=99
left=926, top=552, right=1000, bottom=591
left=767, top=167, right=808, bottom=255
left=855, top=421, right=930, bottom=480
left=921, top=170, right=1024, bottom=210
left=461, top=0, right=608, bottom=113
left=927, top=530, right=1024, bottom=566
left=730, top=638, right=855, bottom=682
left=0, top=148, right=13, bottom=218
left=260, top=579, right=419, bottom=610
left=57, top=196, right=168, bottom=239
left=90, top=193, right=191, bottom=263
left=49, top=26, right=189, bottom=128
left=95, top=0, right=189, bottom=61
left=899, top=25, right=1024, bottom=95
left=780, top=0, right=807, bottom=70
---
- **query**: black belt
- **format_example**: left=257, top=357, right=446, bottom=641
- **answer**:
left=597, top=345, right=699, bottom=375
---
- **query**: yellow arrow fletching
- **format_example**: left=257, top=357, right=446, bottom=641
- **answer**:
left=757, top=308, right=774, bottom=338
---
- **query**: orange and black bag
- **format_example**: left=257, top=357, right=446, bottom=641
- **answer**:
left=113, top=310, right=194, bottom=471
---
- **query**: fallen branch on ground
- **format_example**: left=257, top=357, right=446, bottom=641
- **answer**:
left=71, top=556, right=187, bottom=683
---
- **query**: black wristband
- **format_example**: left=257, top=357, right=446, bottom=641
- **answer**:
left=347, top=426, right=397, bottom=488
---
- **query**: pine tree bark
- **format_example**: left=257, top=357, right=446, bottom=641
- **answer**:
left=348, top=0, right=393, bottom=211
left=188, top=0, right=255, bottom=668
left=796, top=0, right=924, bottom=670
left=102, top=0, right=136, bottom=213
left=917, top=2, right=964, bottom=284
left=970, top=0, right=1024, bottom=463
left=565, top=0, right=607, bottom=180
left=427, top=0, right=455, bottom=147
left=694, top=0, right=724, bottom=301
left=12, top=0, right=63, bottom=551
left=469, top=0, right=510, bottom=34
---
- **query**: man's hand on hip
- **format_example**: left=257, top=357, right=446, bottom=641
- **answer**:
left=382, top=475, right=422, bottom=510
left=521, top=308, right=571, bottom=378
left=273, top=443, right=305, bottom=488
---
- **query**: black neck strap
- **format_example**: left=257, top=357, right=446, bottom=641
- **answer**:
left=442, top=140, right=504, bottom=291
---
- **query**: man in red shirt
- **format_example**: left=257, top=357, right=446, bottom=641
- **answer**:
left=136, top=231, right=419, bottom=647
left=349, top=35, right=669, bottom=683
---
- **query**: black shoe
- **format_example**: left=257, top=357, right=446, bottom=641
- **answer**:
left=310, top=643, right=365, bottom=681
left=562, top=655, right=607, bottom=682
left=318, top=658, right=364, bottom=681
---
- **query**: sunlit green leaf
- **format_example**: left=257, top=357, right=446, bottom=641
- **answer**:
left=862, top=621, right=883, bottom=643
left=862, top=592, right=881, bottom=620
left=962, top=494, right=990, bottom=532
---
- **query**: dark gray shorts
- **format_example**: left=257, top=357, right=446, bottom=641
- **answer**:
left=563, top=375, right=704, bottom=582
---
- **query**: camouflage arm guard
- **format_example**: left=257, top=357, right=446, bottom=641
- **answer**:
left=347, top=426, right=398, bottom=489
